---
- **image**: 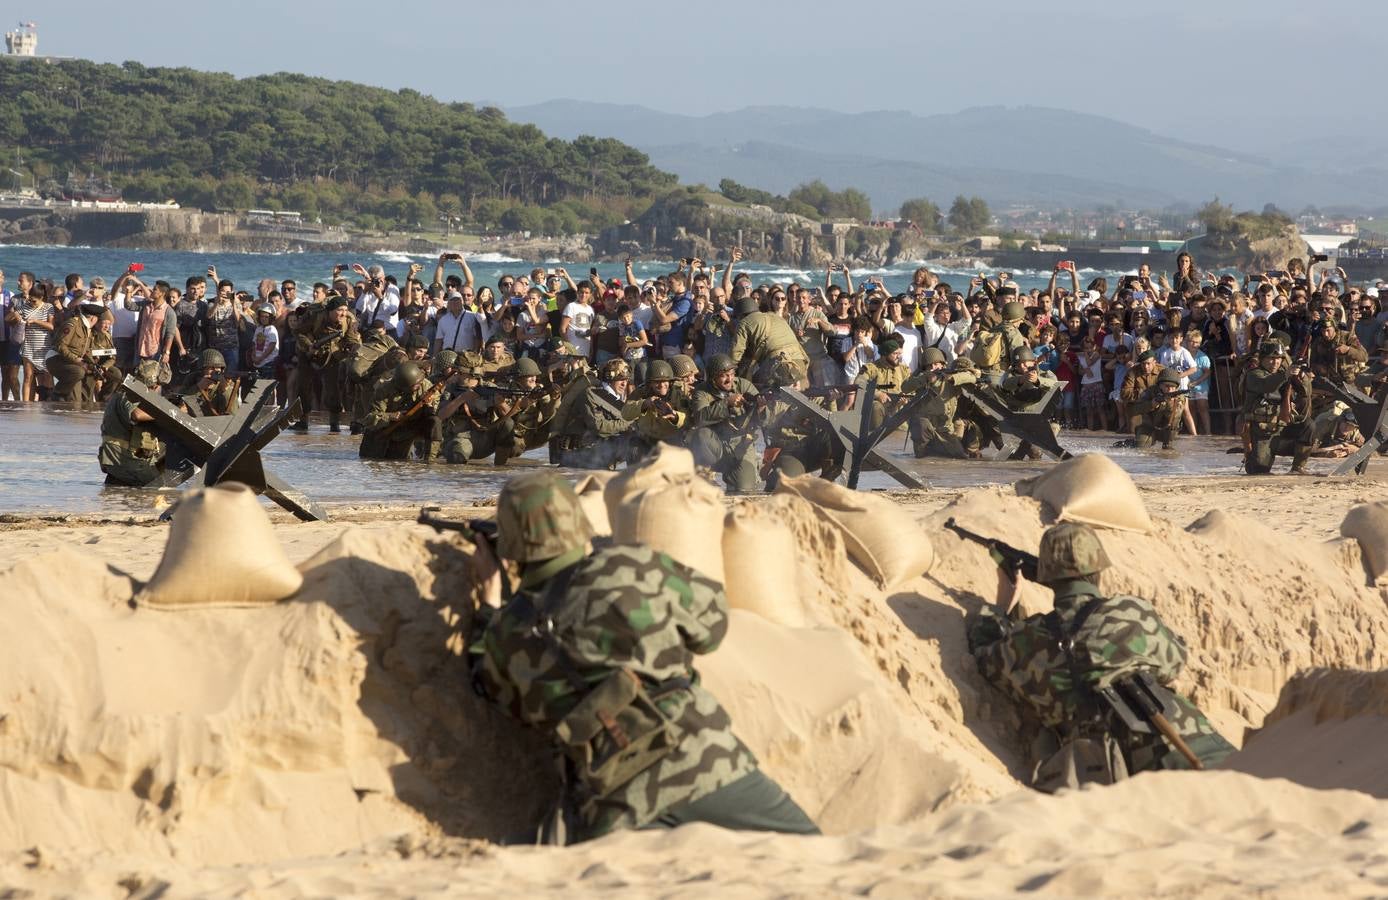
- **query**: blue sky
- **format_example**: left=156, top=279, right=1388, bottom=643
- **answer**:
left=13, top=0, right=1384, bottom=149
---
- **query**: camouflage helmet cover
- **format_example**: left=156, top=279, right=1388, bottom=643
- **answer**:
left=199, top=348, right=227, bottom=369
left=432, top=350, right=460, bottom=375
left=134, top=359, right=164, bottom=386
left=600, top=358, right=631, bottom=382
left=496, top=471, right=594, bottom=562
left=1037, top=522, right=1112, bottom=583
left=767, top=358, right=804, bottom=387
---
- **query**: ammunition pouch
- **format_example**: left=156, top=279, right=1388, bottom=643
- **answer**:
left=554, top=669, right=683, bottom=799
left=1031, top=730, right=1128, bottom=794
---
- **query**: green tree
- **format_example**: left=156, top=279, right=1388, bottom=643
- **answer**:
left=1197, top=198, right=1236, bottom=234
left=948, top=195, right=991, bottom=234
left=899, top=197, right=942, bottom=230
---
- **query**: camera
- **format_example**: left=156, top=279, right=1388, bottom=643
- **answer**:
left=1057, top=260, right=1075, bottom=272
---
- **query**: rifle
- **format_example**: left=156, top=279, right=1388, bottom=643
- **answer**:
left=1097, top=671, right=1204, bottom=770
left=945, top=519, right=1039, bottom=612
left=417, top=505, right=499, bottom=547
left=380, top=380, right=447, bottom=439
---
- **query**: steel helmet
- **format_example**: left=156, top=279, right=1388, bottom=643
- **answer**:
left=707, top=353, right=736, bottom=375
left=670, top=354, right=699, bottom=378
left=1157, top=367, right=1181, bottom=387
left=496, top=471, right=594, bottom=563
left=513, top=357, right=542, bottom=378
left=395, top=361, right=425, bottom=389
left=921, top=347, right=947, bottom=367
left=199, top=349, right=227, bottom=369
left=646, top=360, right=675, bottom=382
left=1002, top=301, right=1025, bottom=322
left=134, top=359, right=163, bottom=387
left=1036, top=522, right=1112, bottom=584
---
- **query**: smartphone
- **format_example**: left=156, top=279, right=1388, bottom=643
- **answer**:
left=1312, top=253, right=1330, bottom=263
left=921, top=289, right=936, bottom=299
left=1266, top=270, right=1287, bottom=279
left=1057, top=260, right=1075, bottom=272
left=589, top=267, right=599, bottom=277
left=1132, top=291, right=1147, bottom=301
left=1249, top=274, right=1264, bottom=283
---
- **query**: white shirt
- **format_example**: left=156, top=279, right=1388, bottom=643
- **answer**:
left=356, top=286, right=400, bottom=333
left=110, top=292, right=141, bottom=340
left=434, top=308, right=483, bottom=353
left=250, top=324, right=280, bottom=368
left=562, top=301, right=596, bottom=356
left=843, top=341, right=878, bottom=381
left=1156, top=345, right=1197, bottom=389
left=892, top=322, right=921, bottom=373
left=920, top=312, right=972, bottom=363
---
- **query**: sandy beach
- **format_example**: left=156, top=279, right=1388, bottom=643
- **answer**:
left=2, top=470, right=1386, bottom=898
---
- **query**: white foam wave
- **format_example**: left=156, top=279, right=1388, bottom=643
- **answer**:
left=468, top=252, right=523, bottom=264
left=372, top=252, right=415, bottom=264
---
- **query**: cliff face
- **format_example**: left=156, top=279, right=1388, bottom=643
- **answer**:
left=1188, top=223, right=1308, bottom=272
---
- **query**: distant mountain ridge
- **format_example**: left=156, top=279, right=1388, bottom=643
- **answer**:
left=507, top=100, right=1388, bottom=212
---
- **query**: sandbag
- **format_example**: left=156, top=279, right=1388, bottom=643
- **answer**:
left=611, top=475, right=726, bottom=584
left=1015, top=453, right=1153, bottom=534
left=722, top=503, right=807, bottom=627
left=773, top=475, right=934, bottom=590
left=1341, top=502, right=1388, bottom=584
left=136, top=483, right=303, bottom=609
left=603, top=442, right=698, bottom=519
left=573, top=472, right=615, bottom=537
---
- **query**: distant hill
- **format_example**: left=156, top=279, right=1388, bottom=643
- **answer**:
left=0, top=59, right=677, bottom=233
left=508, top=100, right=1388, bottom=212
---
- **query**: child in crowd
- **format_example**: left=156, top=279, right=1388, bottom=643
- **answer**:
left=1079, top=335, right=1108, bottom=431
left=1186, top=330, right=1212, bottom=436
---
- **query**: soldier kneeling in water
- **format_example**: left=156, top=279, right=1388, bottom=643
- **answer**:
left=967, top=523, right=1234, bottom=792
left=98, top=360, right=166, bottom=486
left=470, top=472, right=819, bottom=843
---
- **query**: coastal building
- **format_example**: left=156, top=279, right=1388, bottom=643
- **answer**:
left=3, top=21, right=37, bottom=56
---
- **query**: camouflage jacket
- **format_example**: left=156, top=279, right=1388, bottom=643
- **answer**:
left=968, top=580, right=1232, bottom=773
left=471, top=543, right=756, bottom=838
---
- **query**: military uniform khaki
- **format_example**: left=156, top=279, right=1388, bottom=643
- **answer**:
left=182, top=378, right=239, bottom=417
left=1308, top=329, right=1367, bottom=387
left=562, top=383, right=642, bottom=469
left=992, top=363, right=1059, bottom=459
left=902, top=361, right=978, bottom=458
left=471, top=472, right=818, bottom=842
left=49, top=313, right=95, bottom=402
left=622, top=386, right=687, bottom=445
left=443, top=390, right=500, bottom=464
left=730, top=311, right=810, bottom=386
left=968, top=523, right=1234, bottom=791
left=1120, top=365, right=1160, bottom=432
left=689, top=377, right=763, bottom=492
left=1240, top=349, right=1314, bottom=474
left=308, top=313, right=361, bottom=428
left=853, top=358, right=912, bottom=430
left=86, top=327, right=122, bottom=402
left=1130, top=373, right=1185, bottom=449
left=98, top=390, right=164, bottom=486
left=970, top=305, right=1028, bottom=381
left=348, top=329, right=401, bottom=428
left=548, top=370, right=598, bottom=463
left=360, top=373, right=441, bottom=460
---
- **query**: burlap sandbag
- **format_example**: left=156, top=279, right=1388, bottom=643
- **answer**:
left=1341, top=502, right=1388, bottom=585
left=136, top=483, right=304, bottom=609
left=773, top=475, right=934, bottom=590
left=722, top=504, right=806, bottom=627
left=603, top=442, right=698, bottom=520
left=611, top=476, right=726, bottom=584
left=573, top=472, right=615, bottom=537
left=1014, top=453, right=1153, bottom=534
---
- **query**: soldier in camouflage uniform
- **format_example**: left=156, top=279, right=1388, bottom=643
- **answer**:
left=1130, top=367, right=1186, bottom=450
left=470, top=471, right=818, bottom=842
left=967, top=523, right=1234, bottom=792
left=97, top=360, right=167, bottom=486
left=901, top=348, right=978, bottom=458
left=689, top=354, right=765, bottom=493
left=1240, top=342, right=1315, bottom=475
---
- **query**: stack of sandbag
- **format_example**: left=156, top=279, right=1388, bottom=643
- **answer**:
left=604, top=444, right=726, bottom=583
left=1340, top=502, right=1388, bottom=585
left=572, top=472, right=615, bottom=537
left=136, top=483, right=303, bottom=609
left=773, top=475, right=934, bottom=591
left=1014, top=453, right=1153, bottom=533
left=722, top=498, right=808, bottom=627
